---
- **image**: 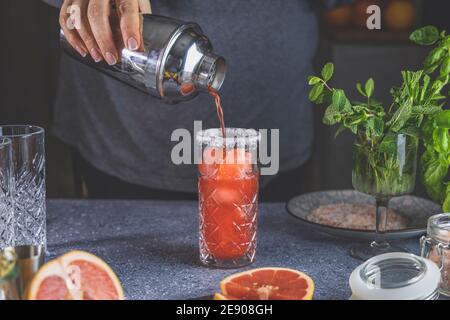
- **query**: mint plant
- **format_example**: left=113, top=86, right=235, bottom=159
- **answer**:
left=308, top=26, right=450, bottom=209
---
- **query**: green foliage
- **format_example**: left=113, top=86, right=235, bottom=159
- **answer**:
left=410, top=26, right=440, bottom=46
left=321, top=63, right=334, bottom=82
left=307, top=25, right=450, bottom=209
left=420, top=113, right=450, bottom=207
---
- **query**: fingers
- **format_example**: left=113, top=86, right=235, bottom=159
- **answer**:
left=88, top=0, right=119, bottom=65
left=60, top=0, right=88, bottom=57
left=138, top=0, right=152, bottom=14
left=116, top=0, right=141, bottom=51
left=137, top=0, right=152, bottom=51
left=72, top=0, right=103, bottom=62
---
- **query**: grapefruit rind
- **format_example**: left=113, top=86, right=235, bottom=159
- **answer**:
left=220, top=267, right=314, bottom=300
left=214, top=293, right=238, bottom=300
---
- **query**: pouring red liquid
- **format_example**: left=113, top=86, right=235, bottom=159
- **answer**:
left=208, top=87, right=226, bottom=139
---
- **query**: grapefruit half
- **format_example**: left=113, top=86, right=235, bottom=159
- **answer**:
left=219, top=267, right=314, bottom=300
left=27, top=250, right=124, bottom=300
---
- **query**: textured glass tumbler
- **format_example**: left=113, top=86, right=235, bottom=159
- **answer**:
left=0, top=138, right=14, bottom=249
left=0, top=126, right=46, bottom=249
left=197, top=128, right=259, bottom=268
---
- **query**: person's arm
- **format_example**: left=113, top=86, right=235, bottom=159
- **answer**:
left=57, top=0, right=151, bottom=65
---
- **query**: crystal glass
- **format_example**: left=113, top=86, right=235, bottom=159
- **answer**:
left=197, top=128, right=259, bottom=268
left=350, top=132, right=418, bottom=260
left=0, top=138, right=14, bottom=249
left=0, top=126, right=46, bottom=249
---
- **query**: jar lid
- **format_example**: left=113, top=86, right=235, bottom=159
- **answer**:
left=428, top=214, right=450, bottom=245
left=349, top=252, right=440, bottom=300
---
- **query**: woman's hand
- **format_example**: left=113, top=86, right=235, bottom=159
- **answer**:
left=59, top=0, right=152, bottom=65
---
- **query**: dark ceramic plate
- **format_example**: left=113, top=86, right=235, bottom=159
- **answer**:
left=287, top=190, right=441, bottom=241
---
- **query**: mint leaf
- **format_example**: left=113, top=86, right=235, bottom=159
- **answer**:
left=356, top=83, right=366, bottom=97
left=373, top=117, right=384, bottom=136
left=321, top=63, right=334, bottom=82
left=410, top=26, right=440, bottom=46
left=332, top=89, right=352, bottom=113
left=344, top=113, right=367, bottom=126
left=332, top=89, right=347, bottom=111
left=365, top=78, right=375, bottom=98
left=308, top=76, right=321, bottom=85
left=309, top=83, right=324, bottom=102
left=387, top=98, right=413, bottom=132
left=424, top=47, right=445, bottom=73
left=440, top=56, right=450, bottom=77
left=323, top=104, right=340, bottom=125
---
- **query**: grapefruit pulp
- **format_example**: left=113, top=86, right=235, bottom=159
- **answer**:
left=218, top=267, right=314, bottom=300
left=27, top=250, right=124, bottom=300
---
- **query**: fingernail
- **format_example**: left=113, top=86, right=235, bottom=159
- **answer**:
left=105, top=52, right=117, bottom=65
left=127, top=37, right=139, bottom=51
left=90, top=48, right=102, bottom=62
left=75, top=46, right=87, bottom=57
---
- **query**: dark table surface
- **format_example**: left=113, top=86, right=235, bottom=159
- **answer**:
left=46, top=199, right=420, bottom=300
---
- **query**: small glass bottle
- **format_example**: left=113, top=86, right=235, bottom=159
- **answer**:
left=420, top=213, right=450, bottom=296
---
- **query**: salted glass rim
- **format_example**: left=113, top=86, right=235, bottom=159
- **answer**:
left=196, top=128, right=260, bottom=148
left=0, top=125, right=44, bottom=139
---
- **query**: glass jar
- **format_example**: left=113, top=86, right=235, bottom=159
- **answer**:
left=352, top=133, right=418, bottom=198
left=349, top=252, right=440, bottom=300
left=420, top=213, right=450, bottom=296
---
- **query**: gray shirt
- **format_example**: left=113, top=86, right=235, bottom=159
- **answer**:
left=44, top=0, right=344, bottom=192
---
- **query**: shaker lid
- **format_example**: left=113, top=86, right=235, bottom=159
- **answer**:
left=349, top=252, right=440, bottom=300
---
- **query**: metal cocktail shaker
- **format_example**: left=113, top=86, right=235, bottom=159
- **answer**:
left=60, top=14, right=227, bottom=104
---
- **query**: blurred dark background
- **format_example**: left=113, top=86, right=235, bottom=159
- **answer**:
left=0, top=0, right=449, bottom=199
